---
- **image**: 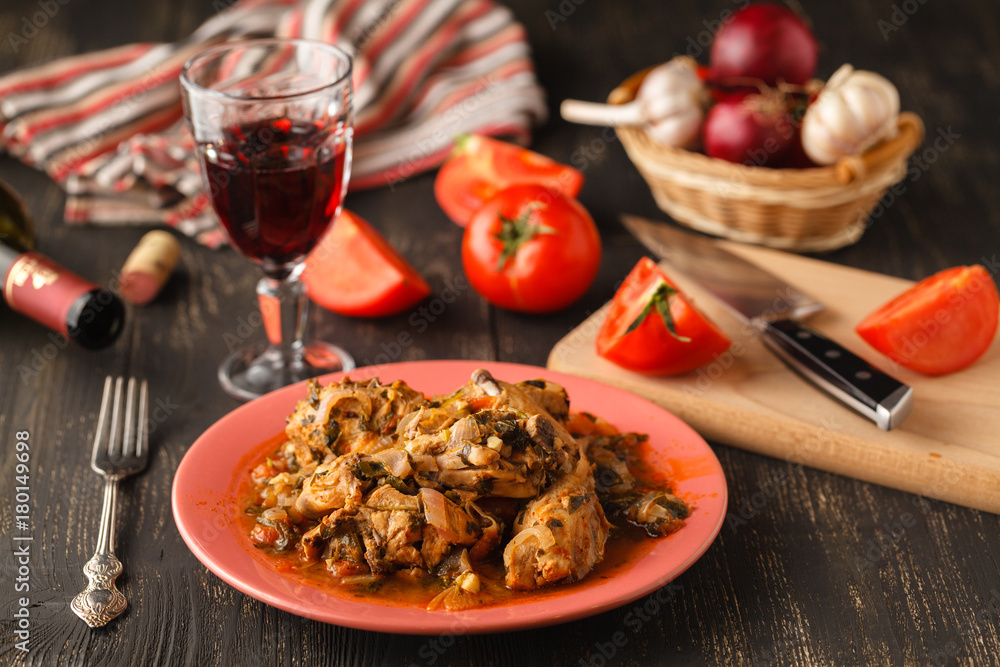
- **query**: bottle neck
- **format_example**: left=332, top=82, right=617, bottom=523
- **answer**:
left=0, top=241, right=20, bottom=279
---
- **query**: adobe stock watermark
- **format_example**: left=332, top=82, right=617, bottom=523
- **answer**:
left=782, top=415, right=845, bottom=470
left=724, top=466, right=793, bottom=535
left=569, top=126, right=618, bottom=175
left=545, top=0, right=587, bottom=31
left=670, top=0, right=751, bottom=61
left=210, top=0, right=237, bottom=16
left=405, top=617, right=475, bottom=666
left=11, top=429, right=33, bottom=653
left=852, top=506, right=922, bottom=571
left=7, top=0, right=72, bottom=54
left=202, top=125, right=275, bottom=202
left=680, top=284, right=804, bottom=397
left=221, top=297, right=280, bottom=354
left=577, top=582, right=684, bottom=666
left=877, top=0, right=931, bottom=41
left=352, top=274, right=471, bottom=380
left=725, top=415, right=845, bottom=536
left=145, top=393, right=179, bottom=438
left=383, top=73, right=505, bottom=191
left=353, top=1, right=403, bottom=49
left=863, top=125, right=960, bottom=228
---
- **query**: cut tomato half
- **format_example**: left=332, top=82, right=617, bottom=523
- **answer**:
left=303, top=210, right=431, bottom=318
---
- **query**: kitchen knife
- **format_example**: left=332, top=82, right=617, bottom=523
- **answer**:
left=620, top=215, right=914, bottom=430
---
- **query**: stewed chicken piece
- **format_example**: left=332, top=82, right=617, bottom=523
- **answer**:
left=396, top=369, right=580, bottom=499
left=285, top=377, right=427, bottom=465
left=503, top=458, right=611, bottom=590
left=402, top=409, right=571, bottom=498
left=299, top=479, right=495, bottom=576
left=461, top=369, right=581, bottom=469
left=294, top=452, right=374, bottom=519
left=294, top=446, right=422, bottom=518
left=512, top=379, right=570, bottom=424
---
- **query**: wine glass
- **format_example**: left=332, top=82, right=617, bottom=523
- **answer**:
left=181, top=38, right=356, bottom=401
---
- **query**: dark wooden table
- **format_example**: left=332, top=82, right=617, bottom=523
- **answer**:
left=3, top=1, right=999, bottom=665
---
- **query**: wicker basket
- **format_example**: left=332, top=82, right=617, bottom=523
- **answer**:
left=609, top=68, right=925, bottom=252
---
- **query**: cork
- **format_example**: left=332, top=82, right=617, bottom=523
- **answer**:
left=119, top=230, right=181, bottom=305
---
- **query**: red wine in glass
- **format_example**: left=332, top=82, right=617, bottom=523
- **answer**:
left=202, top=118, right=346, bottom=271
left=182, top=38, right=355, bottom=401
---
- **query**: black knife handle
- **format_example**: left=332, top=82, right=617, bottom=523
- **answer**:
left=758, top=319, right=914, bottom=430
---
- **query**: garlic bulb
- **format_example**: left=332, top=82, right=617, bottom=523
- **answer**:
left=560, top=58, right=706, bottom=148
left=801, top=64, right=900, bottom=165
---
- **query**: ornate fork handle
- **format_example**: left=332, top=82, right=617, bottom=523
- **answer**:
left=72, top=475, right=127, bottom=628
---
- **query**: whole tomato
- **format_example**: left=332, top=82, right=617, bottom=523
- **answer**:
left=461, top=184, right=601, bottom=313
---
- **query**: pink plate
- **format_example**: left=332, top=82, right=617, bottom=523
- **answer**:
left=171, top=360, right=727, bottom=634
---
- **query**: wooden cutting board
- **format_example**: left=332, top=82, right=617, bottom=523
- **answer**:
left=548, top=243, right=1000, bottom=514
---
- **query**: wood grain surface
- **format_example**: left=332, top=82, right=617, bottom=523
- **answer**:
left=549, top=243, right=1000, bottom=513
left=1, top=0, right=1000, bottom=666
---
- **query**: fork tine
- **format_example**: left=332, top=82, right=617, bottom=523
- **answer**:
left=136, top=379, right=149, bottom=459
left=91, top=376, right=114, bottom=470
left=107, top=377, right=125, bottom=458
left=122, top=378, right=137, bottom=458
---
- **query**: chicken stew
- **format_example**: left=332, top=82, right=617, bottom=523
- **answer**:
left=243, top=369, right=690, bottom=610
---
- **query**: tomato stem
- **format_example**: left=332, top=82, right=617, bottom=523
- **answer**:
left=494, top=203, right=558, bottom=271
left=453, top=133, right=474, bottom=154
left=624, top=281, right=691, bottom=342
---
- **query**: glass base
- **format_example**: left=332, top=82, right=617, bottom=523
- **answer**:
left=218, top=340, right=355, bottom=401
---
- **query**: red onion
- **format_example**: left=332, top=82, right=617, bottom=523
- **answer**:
left=702, top=91, right=796, bottom=167
left=710, top=3, right=818, bottom=86
left=782, top=130, right=818, bottom=168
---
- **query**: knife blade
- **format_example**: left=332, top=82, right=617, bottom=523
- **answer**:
left=620, top=214, right=914, bottom=430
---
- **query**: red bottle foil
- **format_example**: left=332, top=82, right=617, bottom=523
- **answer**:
left=3, top=251, right=96, bottom=336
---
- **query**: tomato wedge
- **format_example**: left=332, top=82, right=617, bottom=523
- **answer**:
left=855, top=265, right=999, bottom=375
left=303, top=210, right=431, bottom=318
left=434, top=135, right=584, bottom=226
left=596, top=257, right=732, bottom=375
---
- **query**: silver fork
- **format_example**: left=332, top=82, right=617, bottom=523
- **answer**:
left=71, top=376, right=150, bottom=628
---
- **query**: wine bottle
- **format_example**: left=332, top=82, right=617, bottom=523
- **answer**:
left=1, top=244, right=125, bottom=349
left=0, top=178, right=124, bottom=349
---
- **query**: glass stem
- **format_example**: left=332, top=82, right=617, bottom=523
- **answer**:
left=257, top=274, right=308, bottom=378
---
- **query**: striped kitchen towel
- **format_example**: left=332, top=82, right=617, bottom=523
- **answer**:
left=0, top=0, right=547, bottom=246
